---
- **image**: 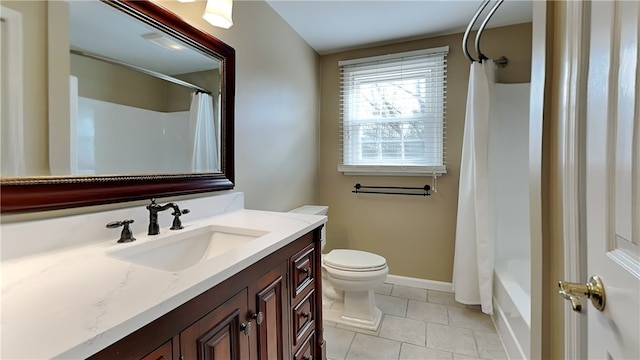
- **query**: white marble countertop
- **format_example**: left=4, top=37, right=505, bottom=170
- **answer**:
left=1, top=209, right=326, bottom=359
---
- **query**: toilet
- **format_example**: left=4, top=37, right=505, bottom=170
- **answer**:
left=289, top=205, right=389, bottom=331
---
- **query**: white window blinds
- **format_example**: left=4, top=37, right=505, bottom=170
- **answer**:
left=338, top=46, right=448, bottom=176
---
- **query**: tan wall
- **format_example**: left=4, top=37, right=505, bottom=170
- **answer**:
left=318, top=23, right=533, bottom=282
left=168, top=70, right=220, bottom=112
left=71, top=56, right=220, bottom=113
left=545, top=2, right=565, bottom=358
left=71, top=54, right=176, bottom=111
left=70, top=54, right=184, bottom=112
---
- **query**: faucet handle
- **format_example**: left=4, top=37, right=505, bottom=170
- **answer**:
left=172, top=208, right=190, bottom=216
left=106, top=219, right=136, bottom=243
left=170, top=208, right=190, bottom=230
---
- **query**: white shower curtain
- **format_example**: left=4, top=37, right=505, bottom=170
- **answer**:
left=452, top=60, right=496, bottom=315
left=189, top=91, right=219, bottom=172
left=1, top=12, right=25, bottom=177
left=0, top=96, right=26, bottom=176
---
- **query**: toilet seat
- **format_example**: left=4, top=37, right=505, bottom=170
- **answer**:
left=324, top=249, right=387, bottom=272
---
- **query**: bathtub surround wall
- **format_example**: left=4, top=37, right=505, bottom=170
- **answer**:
left=319, top=23, right=533, bottom=282
left=489, top=82, right=532, bottom=359
left=490, top=83, right=532, bottom=292
left=73, top=97, right=191, bottom=174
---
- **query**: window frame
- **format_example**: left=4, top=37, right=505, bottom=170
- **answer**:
left=337, top=47, right=448, bottom=176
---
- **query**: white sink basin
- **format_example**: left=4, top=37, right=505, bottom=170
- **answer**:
left=107, top=225, right=269, bottom=271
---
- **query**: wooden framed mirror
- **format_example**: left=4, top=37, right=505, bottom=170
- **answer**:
left=0, top=0, right=235, bottom=213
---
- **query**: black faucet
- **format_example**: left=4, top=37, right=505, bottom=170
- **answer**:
left=146, top=198, right=190, bottom=235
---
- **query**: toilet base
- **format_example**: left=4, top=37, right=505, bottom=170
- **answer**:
left=322, top=290, right=383, bottom=331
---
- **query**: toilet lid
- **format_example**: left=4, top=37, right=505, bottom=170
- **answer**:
left=324, top=249, right=387, bottom=271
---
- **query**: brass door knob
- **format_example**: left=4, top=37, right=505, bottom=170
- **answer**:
left=558, top=275, right=606, bottom=312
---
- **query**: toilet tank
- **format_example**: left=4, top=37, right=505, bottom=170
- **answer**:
left=289, top=205, right=328, bottom=249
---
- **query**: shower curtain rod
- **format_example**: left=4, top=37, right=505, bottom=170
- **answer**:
left=70, top=49, right=212, bottom=95
left=462, top=0, right=509, bottom=67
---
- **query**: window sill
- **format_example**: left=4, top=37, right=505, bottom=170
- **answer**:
left=337, top=165, right=446, bottom=176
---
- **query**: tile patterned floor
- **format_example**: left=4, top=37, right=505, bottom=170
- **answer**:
left=323, top=283, right=508, bottom=360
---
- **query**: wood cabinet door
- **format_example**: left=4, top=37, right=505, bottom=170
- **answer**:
left=180, top=289, right=250, bottom=360
left=251, top=261, right=289, bottom=360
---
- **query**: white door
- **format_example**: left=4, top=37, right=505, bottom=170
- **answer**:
left=584, top=0, right=640, bottom=358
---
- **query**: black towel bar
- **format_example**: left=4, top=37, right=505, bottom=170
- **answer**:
left=352, top=183, right=431, bottom=196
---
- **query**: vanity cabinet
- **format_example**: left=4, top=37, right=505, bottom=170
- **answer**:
left=89, top=227, right=325, bottom=360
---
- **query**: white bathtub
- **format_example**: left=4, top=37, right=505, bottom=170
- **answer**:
left=493, top=258, right=531, bottom=359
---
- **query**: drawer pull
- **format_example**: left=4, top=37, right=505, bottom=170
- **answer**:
left=300, top=312, right=311, bottom=319
left=302, top=268, right=310, bottom=275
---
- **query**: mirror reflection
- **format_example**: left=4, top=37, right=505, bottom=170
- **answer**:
left=1, top=0, right=223, bottom=178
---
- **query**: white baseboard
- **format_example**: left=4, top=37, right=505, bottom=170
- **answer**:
left=385, top=274, right=454, bottom=293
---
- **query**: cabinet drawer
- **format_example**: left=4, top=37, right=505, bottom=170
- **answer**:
left=292, top=289, right=315, bottom=348
left=293, top=330, right=315, bottom=360
left=291, top=243, right=315, bottom=300
left=140, top=340, right=172, bottom=360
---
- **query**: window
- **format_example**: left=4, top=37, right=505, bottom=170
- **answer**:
left=338, top=47, right=448, bottom=176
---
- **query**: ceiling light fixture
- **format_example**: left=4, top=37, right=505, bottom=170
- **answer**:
left=202, top=0, right=233, bottom=29
left=142, top=33, right=185, bottom=51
